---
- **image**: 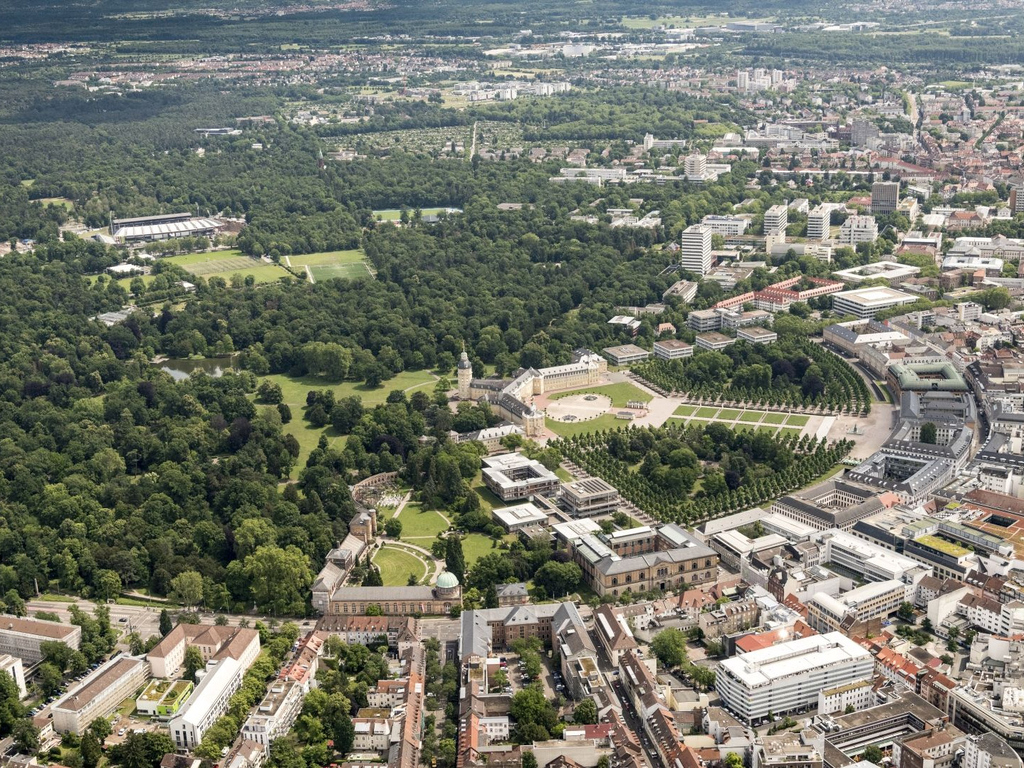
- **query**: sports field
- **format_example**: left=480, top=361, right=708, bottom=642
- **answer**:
left=286, top=249, right=373, bottom=283
left=373, top=207, right=459, bottom=222
left=166, top=250, right=291, bottom=284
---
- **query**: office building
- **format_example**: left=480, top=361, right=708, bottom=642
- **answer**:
left=653, top=340, right=694, bottom=360
left=805, top=579, right=908, bottom=634
left=481, top=453, right=560, bottom=502
left=601, top=344, right=651, bottom=366
left=52, top=655, right=149, bottom=734
left=560, top=478, right=620, bottom=518
left=696, top=332, right=737, bottom=352
left=764, top=205, right=788, bottom=237
left=716, top=632, right=873, bottom=724
left=491, top=502, right=548, bottom=531
left=681, top=224, right=713, bottom=277
left=685, top=154, right=707, bottom=178
left=807, top=205, right=831, bottom=241
left=170, top=657, right=244, bottom=750
left=832, top=287, right=918, bottom=319
left=687, top=309, right=721, bottom=332
left=136, top=679, right=193, bottom=718
left=871, top=182, right=900, bottom=214
left=0, top=615, right=82, bottom=664
left=737, top=327, right=778, bottom=345
left=838, top=216, right=879, bottom=246
left=832, top=261, right=921, bottom=286
left=820, top=530, right=929, bottom=583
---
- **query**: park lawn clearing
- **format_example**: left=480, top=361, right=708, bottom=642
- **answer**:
left=695, top=407, right=719, bottom=419
left=461, top=533, right=511, bottom=567
left=397, top=502, right=449, bottom=539
left=374, top=545, right=428, bottom=586
left=674, top=405, right=696, bottom=417
left=550, top=382, right=652, bottom=408
left=761, top=412, right=786, bottom=425
left=786, top=414, right=810, bottom=427
left=281, top=422, right=346, bottom=479
left=717, top=408, right=741, bottom=420
left=546, top=413, right=631, bottom=438
left=262, top=369, right=437, bottom=409
left=738, top=411, right=763, bottom=423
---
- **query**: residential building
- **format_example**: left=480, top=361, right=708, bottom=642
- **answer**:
left=52, top=655, right=149, bottom=734
left=871, top=181, right=900, bottom=214
left=716, top=632, right=873, bottom=724
left=148, top=624, right=260, bottom=679
left=832, top=287, right=918, bottom=319
left=817, top=679, right=873, bottom=716
left=240, top=679, right=305, bottom=752
left=592, top=605, right=637, bottom=666
left=681, top=224, right=714, bottom=277
left=653, top=340, right=694, bottom=360
left=496, top=583, right=529, bottom=607
left=481, top=453, right=560, bottom=502
left=963, top=733, right=1023, bottom=768
left=560, top=478, right=620, bottom=518
left=170, top=657, right=244, bottom=750
left=764, top=205, right=789, bottom=237
left=838, top=216, right=879, bottom=246
left=752, top=733, right=823, bottom=768
left=0, top=615, right=82, bottom=664
left=352, top=718, right=392, bottom=752
left=807, top=205, right=831, bottom=241
left=313, top=616, right=419, bottom=651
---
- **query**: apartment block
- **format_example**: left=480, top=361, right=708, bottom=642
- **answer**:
left=681, top=224, right=713, bottom=277
left=169, top=657, right=244, bottom=750
left=52, top=655, right=149, bottom=734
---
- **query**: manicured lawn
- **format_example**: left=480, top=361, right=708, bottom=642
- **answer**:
left=550, top=382, right=653, bottom=407
left=374, top=545, right=428, bottom=586
left=165, top=250, right=245, bottom=267
left=778, top=427, right=804, bottom=438
left=288, top=249, right=367, bottom=266
left=373, top=207, right=455, bottom=222
left=695, top=407, right=719, bottom=419
left=786, top=414, right=810, bottom=427
left=308, top=262, right=373, bottom=282
left=738, top=411, right=763, bottom=423
left=717, top=408, right=741, bottom=420
left=555, top=467, right=573, bottom=482
left=397, top=502, right=449, bottom=539
left=755, top=425, right=780, bottom=435
left=761, top=412, right=786, bottom=425
left=674, top=405, right=696, bottom=417
left=461, top=533, right=507, bottom=567
left=545, top=413, right=632, bottom=437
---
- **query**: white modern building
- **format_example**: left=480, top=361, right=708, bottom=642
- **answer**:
left=240, top=679, right=305, bottom=752
left=832, top=287, right=918, bottom=319
left=821, top=531, right=928, bottom=583
left=0, top=654, right=27, bottom=699
left=492, top=502, right=549, bottom=532
left=716, top=632, right=873, bottom=724
left=169, top=658, right=244, bottom=751
left=681, top=224, right=713, bottom=277
left=702, top=215, right=749, bottom=236
left=838, top=216, right=879, bottom=246
left=807, top=205, right=831, bottom=241
left=832, top=261, right=921, bottom=285
left=764, top=205, right=789, bottom=237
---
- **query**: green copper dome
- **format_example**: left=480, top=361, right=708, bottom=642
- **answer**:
left=436, top=571, right=460, bottom=589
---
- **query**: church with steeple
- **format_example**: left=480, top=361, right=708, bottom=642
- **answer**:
left=454, top=348, right=606, bottom=438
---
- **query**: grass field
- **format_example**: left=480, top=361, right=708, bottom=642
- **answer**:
left=786, top=415, right=810, bottom=426
left=762, top=412, right=786, bottom=425
left=397, top=502, right=449, bottom=539
left=718, top=408, right=741, bottom=420
left=166, top=250, right=291, bottom=284
left=374, top=545, right=428, bottom=586
left=287, top=250, right=374, bottom=283
left=461, top=533, right=504, bottom=567
left=550, top=382, right=653, bottom=408
left=546, top=413, right=630, bottom=437
left=738, top=411, right=763, bottom=423
left=695, top=407, right=719, bottom=419
left=373, top=207, right=458, bottom=222
left=675, top=405, right=696, bottom=417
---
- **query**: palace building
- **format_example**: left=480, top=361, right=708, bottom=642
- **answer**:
left=457, top=348, right=607, bottom=437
